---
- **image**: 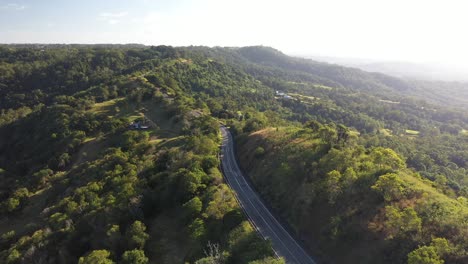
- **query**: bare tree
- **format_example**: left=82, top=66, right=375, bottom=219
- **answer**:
left=203, top=241, right=224, bottom=264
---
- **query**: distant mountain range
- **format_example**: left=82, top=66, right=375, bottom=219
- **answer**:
left=300, top=55, right=468, bottom=82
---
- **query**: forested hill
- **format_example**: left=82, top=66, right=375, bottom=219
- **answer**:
left=1, top=44, right=467, bottom=111
left=238, top=46, right=411, bottom=92
left=235, top=46, right=468, bottom=110
left=0, top=45, right=467, bottom=263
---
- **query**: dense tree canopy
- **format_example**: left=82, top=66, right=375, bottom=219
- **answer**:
left=0, top=44, right=466, bottom=264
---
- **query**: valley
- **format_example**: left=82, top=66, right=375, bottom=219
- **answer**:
left=0, top=45, right=466, bottom=263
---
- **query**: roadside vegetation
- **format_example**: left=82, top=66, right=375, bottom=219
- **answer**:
left=235, top=125, right=467, bottom=263
left=0, top=44, right=467, bottom=263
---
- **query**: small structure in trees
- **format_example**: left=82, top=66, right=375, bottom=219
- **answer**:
left=129, top=119, right=150, bottom=130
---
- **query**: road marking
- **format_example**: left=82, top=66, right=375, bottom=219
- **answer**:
left=227, top=137, right=316, bottom=263
left=220, top=127, right=316, bottom=264
left=228, top=161, right=301, bottom=263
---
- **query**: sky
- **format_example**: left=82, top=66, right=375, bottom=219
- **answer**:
left=1, top=0, right=468, bottom=70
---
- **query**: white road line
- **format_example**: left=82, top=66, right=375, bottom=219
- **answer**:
left=226, top=131, right=316, bottom=263
left=221, top=127, right=316, bottom=264
left=224, top=142, right=301, bottom=263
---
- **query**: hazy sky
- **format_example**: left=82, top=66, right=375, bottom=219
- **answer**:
left=2, top=0, right=468, bottom=69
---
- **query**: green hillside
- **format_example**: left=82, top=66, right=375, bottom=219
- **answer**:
left=0, top=44, right=467, bottom=263
left=236, top=126, right=467, bottom=263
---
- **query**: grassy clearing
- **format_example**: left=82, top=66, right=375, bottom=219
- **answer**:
left=69, top=98, right=186, bottom=179
left=379, top=128, right=392, bottom=136
left=140, top=101, right=181, bottom=138
left=89, top=98, right=181, bottom=139
left=89, top=98, right=124, bottom=115
left=313, top=84, right=333, bottom=90
left=71, top=137, right=112, bottom=167
left=90, top=98, right=145, bottom=121
left=405, top=129, right=420, bottom=136
left=289, top=93, right=319, bottom=101
left=378, top=99, right=400, bottom=104
left=0, top=180, right=56, bottom=237
left=400, top=173, right=468, bottom=220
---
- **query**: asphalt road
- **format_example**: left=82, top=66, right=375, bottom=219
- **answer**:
left=220, top=126, right=317, bottom=264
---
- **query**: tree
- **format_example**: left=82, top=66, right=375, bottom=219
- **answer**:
left=370, top=147, right=405, bottom=171
left=434, top=175, right=448, bottom=188
left=336, top=124, right=350, bottom=144
left=126, top=221, right=149, bottom=249
left=400, top=207, right=422, bottom=235
left=319, top=125, right=337, bottom=144
left=188, top=136, right=218, bottom=155
left=249, top=257, right=286, bottom=264
left=1, top=230, right=16, bottom=244
left=325, top=170, right=342, bottom=204
left=106, top=225, right=121, bottom=252
left=202, top=156, right=219, bottom=172
left=371, top=173, right=406, bottom=202
left=3, top=197, right=20, bottom=213
left=48, top=212, right=69, bottom=230
left=342, top=167, right=357, bottom=189
left=13, top=188, right=29, bottom=200
left=430, top=237, right=452, bottom=256
left=121, top=249, right=149, bottom=264
left=304, top=120, right=322, bottom=131
left=177, top=169, right=204, bottom=201
left=228, top=221, right=274, bottom=263
left=32, top=168, right=54, bottom=187
left=205, top=184, right=237, bottom=219
left=6, top=249, right=21, bottom=264
left=195, top=241, right=225, bottom=264
left=78, top=250, right=114, bottom=264
left=408, top=246, right=444, bottom=264
left=244, top=114, right=267, bottom=133
left=383, top=206, right=421, bottom=239
left=254, top=147, right=265, bottom=158
left=57, top=152, right=70, bottom=169
left=2, top=187, right=30, bottom=213
left=188, top=218, right=205, bottom=240
left=182, top=196, right=203, bottom=220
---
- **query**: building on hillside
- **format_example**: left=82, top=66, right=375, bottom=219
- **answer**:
left=275, top=91, right=293, bottom=100
left=129, top=120, right=149, bottom=130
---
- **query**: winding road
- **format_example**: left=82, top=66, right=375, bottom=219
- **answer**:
left=220, top=126, right=317, bottom=264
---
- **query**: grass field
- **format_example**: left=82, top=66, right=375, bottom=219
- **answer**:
left=289, top=93, right=319, bottom=101
left=379, top=128, right=392, bottom=136
left=90, top=97, right=182, bottom=139
left=405, top=129, right=420, bottom=136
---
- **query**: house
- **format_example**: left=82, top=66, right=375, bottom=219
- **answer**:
left=129, top=121, right=149, bottom=130
left=275, top=91, right=293, bottom=100
left=276, top=91, right=285, bottom=96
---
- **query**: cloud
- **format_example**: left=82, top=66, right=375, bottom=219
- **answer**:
left=0, top=3, right=27, bottom=10
left=99, top=11, right=128, bottom=18
left=98, top=11, right=128, bottom=25
left=107, top=19, right=119, bottom=25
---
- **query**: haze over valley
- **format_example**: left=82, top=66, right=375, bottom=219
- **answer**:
left=304, top=55, right=468, bottom=82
